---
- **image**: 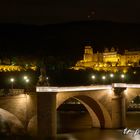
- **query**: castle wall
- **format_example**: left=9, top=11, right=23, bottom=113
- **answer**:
left=75, top=46, right=140, bottom=70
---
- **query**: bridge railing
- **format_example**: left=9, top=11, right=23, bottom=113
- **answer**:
left=0, top=89, right=24, bottom=96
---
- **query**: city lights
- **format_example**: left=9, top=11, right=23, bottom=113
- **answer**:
left=23, top=76, right=28, bottom=80
left=91, top=75, right=96, bottom=79
left=110, top=73, right=114, bottom=78
left=102, top=76, right=106, bottom=80
left=121, top=74, right=125, bottom=79
left=10, top=78, right=15, bottom=92
left=10, top=78, right=15, bottom=83
left=73, top=46, right=140, bottom=72
left=23, top=75, right=30, bottom=83
left=25, top=79, right=29, bottom=83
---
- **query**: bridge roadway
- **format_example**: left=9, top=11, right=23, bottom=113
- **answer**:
left=0, top=83, right=140, bottom=139
left=36, top=83, right=140, bottom=92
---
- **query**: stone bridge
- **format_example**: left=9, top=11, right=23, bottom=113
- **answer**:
left=0, top=83, right=140, bottom=139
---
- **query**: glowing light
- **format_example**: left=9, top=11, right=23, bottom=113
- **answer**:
left=0, top=65, right=37, bottom=72
left=23, top=76, right=28, bottom=80
left=121, top=74, right=125, bottom=79
left=10, top=78, right=15, bottom=82
left=91, top=75, right=96, bottom=79
left=133, top=71, right=137, bottom=74
left=110, top=73, right=114, bottom=78
left=25, top=79, right=29, bottom=83
left=123, top=69, right=127, bottom=73
left=102, top=76, right=106, bottom=80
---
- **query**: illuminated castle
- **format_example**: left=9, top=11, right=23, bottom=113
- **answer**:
left=73, top=46, right=140, bottom=72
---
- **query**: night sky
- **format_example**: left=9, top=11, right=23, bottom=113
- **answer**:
left=0, top=0, right=140, bottom=24
left=0, top=0, right=140, bottom=60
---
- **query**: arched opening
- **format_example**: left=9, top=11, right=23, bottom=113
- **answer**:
left=126, top=95, right=140, bottom=128
left=57, top=97, right=99, bottom=132
left=27, top=93, right=112, bottom=136
left=0, top=108, right=24, bottom=135
left=57, top=95, right=111, bottom=132
left=128, top=95, right=140, bottom=111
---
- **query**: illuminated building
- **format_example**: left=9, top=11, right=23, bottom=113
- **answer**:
left=0, top=65, right=37, bottom=72
left=73, top=46, right=140, bottom=72
left=0, top=57, right=37, bottom=72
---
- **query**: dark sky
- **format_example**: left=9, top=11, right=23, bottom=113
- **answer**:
left=0, top=0, right=140, bottom=59
left=0, top=0, right=140, bottom=24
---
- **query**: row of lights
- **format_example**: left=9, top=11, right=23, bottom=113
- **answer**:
left=91, top=74, right=125, bottom=80
left=10, top=76, right=30, bottom=83
left=10, top=76, right=30, bottom=89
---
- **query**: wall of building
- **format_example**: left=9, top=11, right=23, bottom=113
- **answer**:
left=74, top=46, right=140, bottom=71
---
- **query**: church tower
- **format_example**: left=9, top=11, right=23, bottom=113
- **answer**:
left=83, top=46, right=93, bottom=62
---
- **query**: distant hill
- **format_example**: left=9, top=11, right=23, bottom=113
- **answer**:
left=0, top=20, right=140, bottom=61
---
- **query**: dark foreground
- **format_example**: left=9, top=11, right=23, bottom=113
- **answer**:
left=0, top=112, right=140, bottom=140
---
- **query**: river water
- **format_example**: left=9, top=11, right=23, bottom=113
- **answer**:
left=57, top=112, right=140, bottom=140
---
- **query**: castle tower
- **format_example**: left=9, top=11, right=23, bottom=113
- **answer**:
left=111, top=47, right=115, bottom=52
left=83, top=46, right=93, bottom=62
left=104, top=48, right=109, bottom=53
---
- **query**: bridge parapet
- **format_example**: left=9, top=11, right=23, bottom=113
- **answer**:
left=36, top=85, right=112, bottom=92
left=36, top=83, right=140, bottom=93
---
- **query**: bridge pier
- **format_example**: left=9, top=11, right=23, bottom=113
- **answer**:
left=37, top=92, right=57, bottom=139
left=112, top=87, right=126, bottom=128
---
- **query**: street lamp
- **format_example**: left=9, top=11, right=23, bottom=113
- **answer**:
left=25, top=79, right=29, bottom=83
left=121, top=74, right=125, bottom=82
left=91, top=75, right=96, bottom=85
left=102, top=76, right=106, bottom=80
left=110, top=73, right=114, bottom=83
left=91, top=75, right=96, bottom=79
left=110, top=73, right=114, bottom=78
left=10, top=78, right=15, bottom=94
left=46, top=77, right=49, bottom=86
left=23, top=76, right=30, bottom=91
left=23, top=76, right=28, bottom=80
left=102, top=76, right=106, bottom=84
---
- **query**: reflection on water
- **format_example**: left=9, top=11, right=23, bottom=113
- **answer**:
left=57, top=128, right=140, bottom=140
left=57, top=129, right=130, bottom=140
left=126, top=112, right=140, bottom=128
left=57, top=112, right=140, bottom=140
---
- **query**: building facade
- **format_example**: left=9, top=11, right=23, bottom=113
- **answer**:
left=73, top=46, right=140, bottom=72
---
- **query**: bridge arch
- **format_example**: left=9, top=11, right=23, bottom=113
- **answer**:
left=0, top=108, right=24, bottom=134
left=57, top=94, right=112, bottom=128
left=125, top=88, right=140, bottom=108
